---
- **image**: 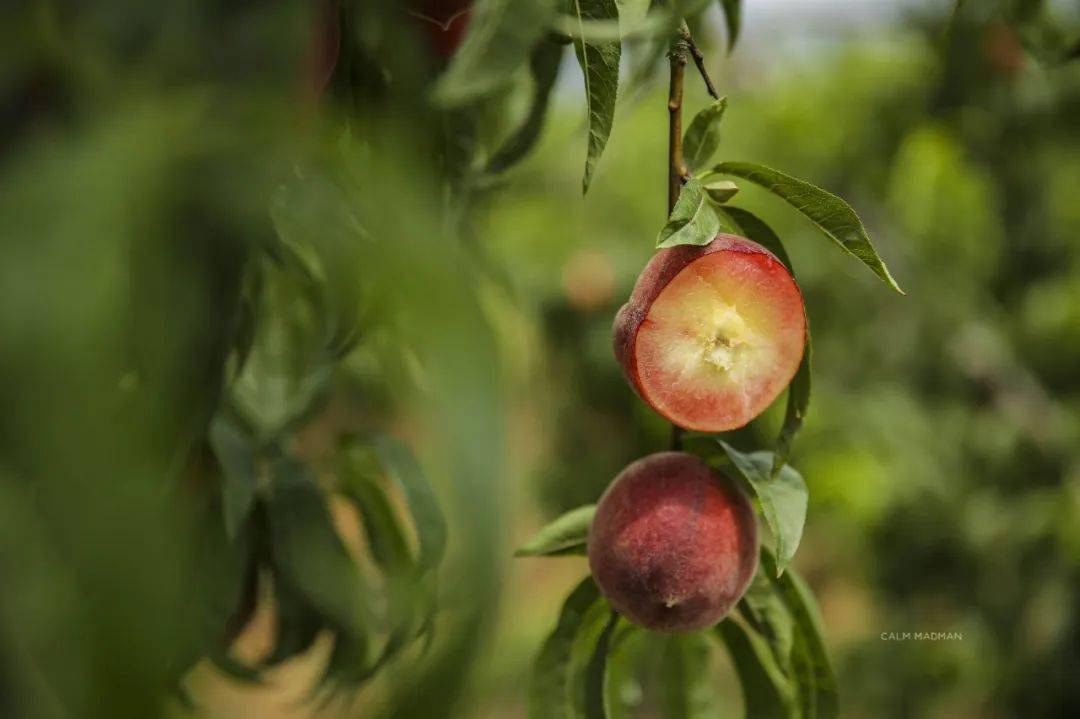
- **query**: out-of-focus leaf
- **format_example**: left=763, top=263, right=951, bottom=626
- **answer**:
left=266, top=459, right=370, bottom=671
left=370, top=436, right=448, bottom=575
left=660, top=634, right=720, bottom=719
left=551, top=0, right=710, bottom=42
left=657, top=178, right=729, bottom=248
left=716, top=442, right=807, bottom=575
left=208, top=650, right=263, bottom=684
left=529, top=577, right=601, bottom=719
left=573, top=0, right=622, bottom=193
left=759, top=549, right=838, bottom=718
left=265, top=575, right=324, bottom=666
left=434, top=0, right=557, bottom=106
left=702, top=179, right=739, bottom=204
left=602, top=620, right=645, bottom=719
left=227, top=257, right=335, bottom=441
left=719, top=0, right=742, bottom=54
left=208, top=415, right=259, bottom=542
left=1065, top=38, right=1080, bottom=62
left=339, top=445, right=432, bottom=683
left=713, top=161, right=904, bottom=293
left=340, top=459, right=415, bottom=574
left=487, top=39, right=564, bottom=173
left=621, top=35, right=670, bottom=104
left=682, top=97, right=728, bottom=172
left=717, top=617, right=797, bottom=718
left=565, top=597, right=614, bottom=719
left=739, top=569, right=794, bottom=677
left=516, top=505, right=596, bottom=557
left=578, top=609, right=618, bottom=719
left=718, top=206, right=811, bottom=477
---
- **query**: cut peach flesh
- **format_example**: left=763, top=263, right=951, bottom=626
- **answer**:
left=634, top=249, right=805, bottom=432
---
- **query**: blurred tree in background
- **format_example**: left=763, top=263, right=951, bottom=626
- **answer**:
left=1, top=0, right=1078, bottom=718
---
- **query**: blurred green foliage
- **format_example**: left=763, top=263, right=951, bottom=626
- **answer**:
left=2, top=0, right=1079, bottom=718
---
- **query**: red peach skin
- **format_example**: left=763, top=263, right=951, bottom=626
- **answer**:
left=588, top=452, right=759, bottom=632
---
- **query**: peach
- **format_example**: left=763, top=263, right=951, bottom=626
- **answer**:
left=613, top=234, right=806, bottom=432
left=587, top=452, right=758, bottom=632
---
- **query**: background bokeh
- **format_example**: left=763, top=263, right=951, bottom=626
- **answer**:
left=2, top=1, right=1078, bottom=718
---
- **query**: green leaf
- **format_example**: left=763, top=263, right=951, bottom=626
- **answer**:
left=516, top=505, right=596, bottom=557
left=572, top=0, right=622, bottom=193
left=340, top=459, right=415, bottom=575
left=717, top=618, right=797, bottom=718
left=718, top=207, right=811, bottom=477
left=660, top=634, right=720, bottom=719
left=716, top=442, right=807, bottom=575
left=209, top=650, right=263, bottom=684
left=719, top=0, right=742, bottom=54
left=371, top=436, right=448, bottom=575
left=712, top=161, right=904, bottom=293
left=578, top=609, right=618, bottom=719
left=718, top=205, right=792, bottom=267
left=433, top=0, right=558, bottom=106
left=1066, top=38, right=1080, bottom=62
left=266, top=458, right=370, bottom=651
left=602, top=621, right=645, bottom=719
left=682, top=98, right=728, bottom=173
left=208, top=415, right=259, bottom=542
left=656, top=179, right=726, bottom=248
left=265, top=574, right=324, bottom=666
left=702, top=179, right=739, bottom=204
left=759, top=549, right=838, bottom=719
left=529, top=577, right=601, bottom=719
left=774, top=347, right=811, bottom=477
left=738, top=570, right=796, bottom=677
left=487, top=39, right=564, bottom=173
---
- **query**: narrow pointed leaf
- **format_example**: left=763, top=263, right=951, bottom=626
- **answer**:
left=266, top=459, right=370, bottom=645
left=577, top=609, right=618, bottom=719
left=716, top=442, right=807, bottom=575
left=713, top=161, right=903, bottom=293
left=516, top=505, right=596, bottom=557
left=572, top=0, right=621, bottom=193
left=433, top=0, right=557, bottom=106
left=660, top=634, right=721, bottom=719
left=718, top=206, right=811, bottom=477
left=738, top=570, right=795, bottom=676
left=717, top=618, right=797, bottom=718
left=208, top=415, right=259, bottom=542
left=371, top=435, right=448, bottom=574
left=264, top=575, right=325, bottom=666
left=488, top=39, right=564, bottom=173
left=602, top=621, right=644, bottom=719
left=759, top=549, right=838, bottom=718
left=341, top=464, right=415, bottom=574
left=719, top=0, right=742, bottom=54
left=682, top=98, right=728, bottom=173
left=529, top=577, right=602, bottom=719
left=657, top=178, right=729, bottom=248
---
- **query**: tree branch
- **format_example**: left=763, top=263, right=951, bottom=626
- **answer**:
left=680, top=23, right=720, bottom=101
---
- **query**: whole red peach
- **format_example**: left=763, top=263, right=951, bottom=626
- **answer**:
left=614, top=234, right=806, bottom=432
left=587, top=452, right=758, bottom=632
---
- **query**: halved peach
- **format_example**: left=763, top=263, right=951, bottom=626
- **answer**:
left=614, top=234, right=806, bottom=432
